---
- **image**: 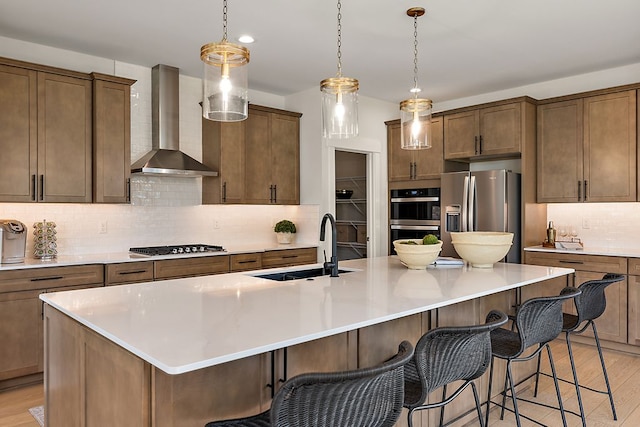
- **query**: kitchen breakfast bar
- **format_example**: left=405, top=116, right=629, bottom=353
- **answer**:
left=40, top=256, right=574, bottom=427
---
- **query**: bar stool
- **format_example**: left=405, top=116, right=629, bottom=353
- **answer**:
left=533, top=273, right=624, bottom=427
left=485, top=287, right=581, bottom=427
left=403, top=310, right=508, bottom=427
left=204, top=340, right=414, bottom=427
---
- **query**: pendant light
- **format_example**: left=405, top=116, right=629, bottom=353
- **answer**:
left=320, top=0, right=359, bottom=139
left=201, top=0, right=250, bottom=122
left=400, top=7, right=432, bottom=150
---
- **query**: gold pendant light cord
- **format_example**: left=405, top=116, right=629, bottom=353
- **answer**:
left=412, top=13, right=419, bottom=97
left=336, top=0, right=343, bottom=77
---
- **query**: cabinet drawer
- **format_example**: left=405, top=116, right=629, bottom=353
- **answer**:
left=106, top=262, right=154, bottom=285
left=261, top=248, right=317, bottom=268
left=154, top=255, right=230, bottom=280
left=0, top=264, right=104, bottom=293
left=524, top=252, right=626, bottom=275
left=230, top=253, right=262, bottom=272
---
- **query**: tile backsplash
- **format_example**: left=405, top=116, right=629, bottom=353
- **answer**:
left=0, top=203, right=319, bottom=256
left=547, top=203, right=640, bottom=249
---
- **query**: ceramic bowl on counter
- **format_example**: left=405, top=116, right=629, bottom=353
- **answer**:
left=450, top=232, right=513, bottom=268
left=393, top=239, right=443, bottom=269
left=335, top=189, right=354, bottom=199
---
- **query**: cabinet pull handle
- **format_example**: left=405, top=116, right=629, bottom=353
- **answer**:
left=282, top=255, right=298, bottom=259
left=273, top=185, right=277, bottom=203
left=31, top=276, right=64, bottom=282
left=222, top=182, right=227, bottom=202
left=584, top=180, right=588, bottom=201
left=577, top=180, right=582, bottom=201
left=126, top=178, right=131, bottom=202
left=269, top=185, right=274, bottom=203
left=118, top=270, right=148, bottom=275
left=412, top=162, right=417, bottom=179
left=237, top=260, right=257, bottom=264
left=479, top=135, right=483, bottom=154
left=266, top=350, right=276, bottom=398
left=474, top=136, right=479, bottom=155
left=40, top=175, right=44, bottom=201
left=31, top=174, right=37, bottom=201
left=559, top=260, right=584, bottom=265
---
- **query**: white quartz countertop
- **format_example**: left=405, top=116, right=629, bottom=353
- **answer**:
left=40, top=256, right=573, bottom=375
left=524, top=245, right=640, bottom=258
left=0, top=243, right=317, bottom=271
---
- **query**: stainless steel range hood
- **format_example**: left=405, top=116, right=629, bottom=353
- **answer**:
left=131, top=64, right=218, bottom=177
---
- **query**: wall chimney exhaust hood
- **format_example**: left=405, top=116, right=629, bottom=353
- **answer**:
left=131, top=64, right=218, bottom=177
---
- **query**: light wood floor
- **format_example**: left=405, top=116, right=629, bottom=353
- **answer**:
left=2, top=340, right=640, bottom=427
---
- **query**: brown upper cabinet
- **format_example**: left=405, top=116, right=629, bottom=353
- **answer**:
left=386, top=116, right=444, bottom=183
left=92, top=73, right=136, bottom=204
left=537, top=89, right=637, bottom=203
left=203, top=104, right=301, bottom=205
left=444, top=98, right=536, bottom=160
left=0, top=59, right=93, bottom=202
left=0, top=57, right=135, bottom=204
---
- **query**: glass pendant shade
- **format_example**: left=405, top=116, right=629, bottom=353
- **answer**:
left=321, top=76, right=359, bottom=139
left=400, top=98, right=432, bottom=149
left=201, top=41, right=249, bottom=121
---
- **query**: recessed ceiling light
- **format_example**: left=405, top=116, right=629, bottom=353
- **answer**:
left=238, top=35, right=255, bottom=44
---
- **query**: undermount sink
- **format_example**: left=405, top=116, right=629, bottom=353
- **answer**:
left=254, top=267, right=353, bottom=282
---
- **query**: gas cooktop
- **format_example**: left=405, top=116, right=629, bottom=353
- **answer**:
left=129, top=244, right=225, bottom=257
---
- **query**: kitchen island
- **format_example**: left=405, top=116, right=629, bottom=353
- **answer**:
left=41, top=256, right=573, bottom=427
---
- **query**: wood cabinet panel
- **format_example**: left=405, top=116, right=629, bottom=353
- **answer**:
left=537, top=90, right=636, bottom=203
left=524, top=251, right=627, bottom=275
left=387, top=117, right=443, bottom=183
left=38, top=71, right=93, bottom=203
left=0, top=290, right=43, bottom=381
left=202, top=118, right=245, bottom=204
left=270, top=113, right=300, bottom=204
left=92, top=74, right=134, bottom=203
left=230, top=253, right=262, bottom=272
left=628, top=273, right=640, bottom=346
left=478, top=102, right=522, bottom=156
left=154, top=255, right=230, bottom=280
left=0, top=264, right=104, bottom=293
left=0, top=64, right=37, bottom=202
left=106, top=262, right=154, bottom=285
left=444, top=109, right=479, bottom=159
left=261, top=248, right=317, bottom=268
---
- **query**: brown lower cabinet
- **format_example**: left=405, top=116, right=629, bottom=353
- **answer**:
left=154, top=255, right=231, bottom=280
left=524, top=251, right=628, bottom=344
left=261, top=247, right=317, bottom=268
left=0, top=264, right=104, bottom=390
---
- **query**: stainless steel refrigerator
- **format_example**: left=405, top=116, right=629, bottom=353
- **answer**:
left=440, top=170, right=521, bottom=263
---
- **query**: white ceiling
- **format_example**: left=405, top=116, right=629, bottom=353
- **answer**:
left=1, top=0, right=639, bottom=104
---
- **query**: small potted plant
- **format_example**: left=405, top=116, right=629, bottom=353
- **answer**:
left=274, top=219, right=296, bottom=244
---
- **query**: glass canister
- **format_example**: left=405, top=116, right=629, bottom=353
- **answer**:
left=33, top=219, right=57, bottom=260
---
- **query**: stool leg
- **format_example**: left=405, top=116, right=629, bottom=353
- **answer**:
left=439, top=384, right=447, bottom=427
left=506, top=360, right=522, bottom=427
left=592, top=322, right=617, bottom=420
left=546, top=344, right=568, bottom=427
left=471, top=382, right=485, bottom=427
left=485, top=357, right=495, bottom=427
left=500, top=360, right=510, bottom=420
left=533, top=349, right=542, bottom=397
left=566, top=332, right=587, bottom=427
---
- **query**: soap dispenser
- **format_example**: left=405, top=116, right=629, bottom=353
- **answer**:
left=546, top=221, right=556, bottom=245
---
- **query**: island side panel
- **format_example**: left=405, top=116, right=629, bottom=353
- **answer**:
left=44, top=305, right=151, bottom=427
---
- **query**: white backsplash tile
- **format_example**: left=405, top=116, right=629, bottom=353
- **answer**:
left=0, top=203, right=320, bottom=257
left=547, top=203, right=640, bottom=249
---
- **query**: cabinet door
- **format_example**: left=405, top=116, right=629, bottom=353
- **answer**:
left=413, top=116, right=444, bottom=180
left=444, top=110, right=478, bottom=159
left=38, top=72, right=92, bottom=203
left=628, top=274, right=640, bottom=346
left=0, top=290, right=43, bottom=381
left=154, top=255, right=230, bottom=280
left=0, top=64, right=37, bottom=202
left=244, top=109, right=272, bottom=204
left=106, top=262, right=154, bottom=285
left=583, top=90, right=637, bottom=202
left=203, top=118, right=246, bottom=204
left=271, top=113, right=299, bottom=204
left=537, top=99, right=583, bottom=202
left=479, top=102, right=522, bottom=156
left=93, top=77, right=132, bottom=203
left=261, top=248, right=317, bottom=268
left=387, top=121, right=414, bottom=181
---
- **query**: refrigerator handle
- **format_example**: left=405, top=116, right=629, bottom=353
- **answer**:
left=462, top=175, right=469, bottom=232
left=469, top=175, right=476, bottom=231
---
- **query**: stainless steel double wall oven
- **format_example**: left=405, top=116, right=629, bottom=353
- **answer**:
left=389, top=187, right=440, bottom=253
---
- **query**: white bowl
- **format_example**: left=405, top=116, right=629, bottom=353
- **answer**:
left=450, top=232, right=514, bottom=268
left=393, top=239, right=443, bottom=269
